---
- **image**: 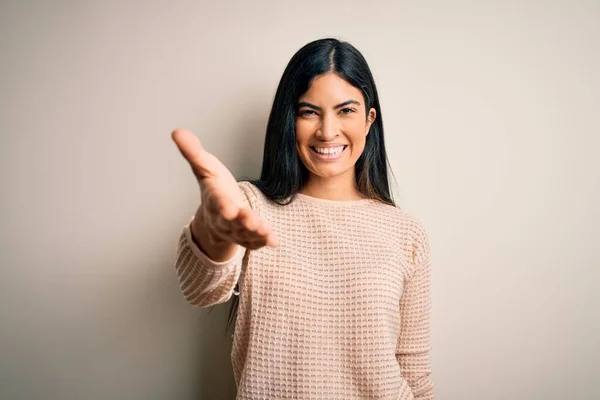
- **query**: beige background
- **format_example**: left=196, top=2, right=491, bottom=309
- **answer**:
left=1, top=1, right=598, bottom=399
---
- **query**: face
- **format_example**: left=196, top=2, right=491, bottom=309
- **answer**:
left=295, top=72, right=376, bottom=183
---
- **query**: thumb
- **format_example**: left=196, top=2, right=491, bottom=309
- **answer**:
left=171, top=128, right=215, bottom=178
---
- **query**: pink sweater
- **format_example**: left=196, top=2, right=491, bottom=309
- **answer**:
left=174, top=181, right=434, bottom=399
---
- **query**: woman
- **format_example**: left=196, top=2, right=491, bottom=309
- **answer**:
left=172, top=38, right=434, bottom=399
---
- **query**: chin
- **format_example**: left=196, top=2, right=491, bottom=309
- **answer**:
left=311, top=165, right=352, bottom=179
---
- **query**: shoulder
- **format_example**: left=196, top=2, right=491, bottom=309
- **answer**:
left=369, top=202, right=429, bottom=249
left=236, top=180, right=264, bottom=210
left=237, top=180, right=258, bottom=196
left=403, top=212, right=430, bottom=266
left=386, top=206, right=430, bottom=268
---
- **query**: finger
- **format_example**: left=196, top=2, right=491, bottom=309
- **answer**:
left=265, top=234, right=279, bottom=247
left=241, top=239, right=267, bottom=250
left=237, top=208, right=260, bottom=231
left=171, top=128, right=204, bottom=164
left=171, top=128, right=217, bottom=178
left=231, top=209, right=278, bottom=247
left=235, top=230, right=278, bottom=249
left=251, top=233, right=278, bottom=249
left=254, top=221, right=273, bottom=237
left=236, top=227, right=267, bottom=244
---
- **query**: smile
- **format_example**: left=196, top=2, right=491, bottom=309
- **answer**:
left=309, top=145, right=348, bottom=161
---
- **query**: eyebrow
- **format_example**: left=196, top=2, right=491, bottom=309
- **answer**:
left=297, top=99, right=361, bottom=111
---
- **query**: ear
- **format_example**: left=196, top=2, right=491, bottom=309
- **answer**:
left=365, top=107, right=377, bottom=136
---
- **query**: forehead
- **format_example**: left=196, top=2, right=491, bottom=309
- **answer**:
left=299, top=72, right=364, bottom=104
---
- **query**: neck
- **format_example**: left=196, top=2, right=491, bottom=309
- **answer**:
left=299, top=171, right=365, bottom=201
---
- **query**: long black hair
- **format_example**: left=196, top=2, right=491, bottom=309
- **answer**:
left=220, top=38, right=397, bottom=336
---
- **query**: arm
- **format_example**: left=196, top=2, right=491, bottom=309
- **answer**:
left=174, top=214, right=246, bottom=307
left=170, top=131, right=275, bottom=308
left=172, top=182, right=252, bottom=307
left=396, top=220, right=434, bottom=399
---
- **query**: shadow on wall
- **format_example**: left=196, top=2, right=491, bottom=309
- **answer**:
left=189, top=107, right=266, bottom=399
left=194, top=303, right=239, bottom=400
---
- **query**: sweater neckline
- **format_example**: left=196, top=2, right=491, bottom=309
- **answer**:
left=295, top=192, right=374, bottom=205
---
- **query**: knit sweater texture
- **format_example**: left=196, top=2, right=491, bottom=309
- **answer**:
left=174, top=181, right=434, bottom=399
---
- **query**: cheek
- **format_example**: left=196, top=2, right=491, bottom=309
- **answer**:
left=295, top=120, right=311, bottom=138
left=295, top=121, right=315, bottom=150
left=349, top=140, right=367, bottom=160
left=345, top=122, right=367, bottom=150
left=294, top=123, right=308, bottom=154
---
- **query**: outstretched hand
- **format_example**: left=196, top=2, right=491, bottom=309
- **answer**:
left=172, top=128, right=278, bottom=250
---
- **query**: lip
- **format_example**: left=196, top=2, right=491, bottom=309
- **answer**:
left=309, top=145, right=348, bottom=161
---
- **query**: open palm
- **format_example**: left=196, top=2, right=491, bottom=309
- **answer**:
left=172, top=128, right=278, bottom=250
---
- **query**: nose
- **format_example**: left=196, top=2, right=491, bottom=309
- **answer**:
left=316, top=112, right=339, bottom=140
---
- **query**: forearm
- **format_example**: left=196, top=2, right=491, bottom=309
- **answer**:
left=174, top=221, right=244, bottom=307
left=397, top=216, right=434, bottom=399
left=398, top=353, right=434, bottom=399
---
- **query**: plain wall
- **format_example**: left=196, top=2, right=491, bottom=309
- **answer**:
left=1, top=1, right=598, bottom=399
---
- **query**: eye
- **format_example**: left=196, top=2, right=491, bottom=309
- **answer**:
left=299, top=109, right=317, bottom=116
left=340, top=107, right=356, bottom=114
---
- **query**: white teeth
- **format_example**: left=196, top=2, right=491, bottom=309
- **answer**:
left=314, top=146, right=345, bottom=155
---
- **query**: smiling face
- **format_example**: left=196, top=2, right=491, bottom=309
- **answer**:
left=295, top=72, right=376, bottom=191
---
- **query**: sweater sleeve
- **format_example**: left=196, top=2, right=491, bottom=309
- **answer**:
left=173, top=181, right=255, bottom=307
left=396, top=217, right=434, bottom=399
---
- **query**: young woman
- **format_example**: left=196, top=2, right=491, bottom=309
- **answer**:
left=172, top=38, right=434, bottom=400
